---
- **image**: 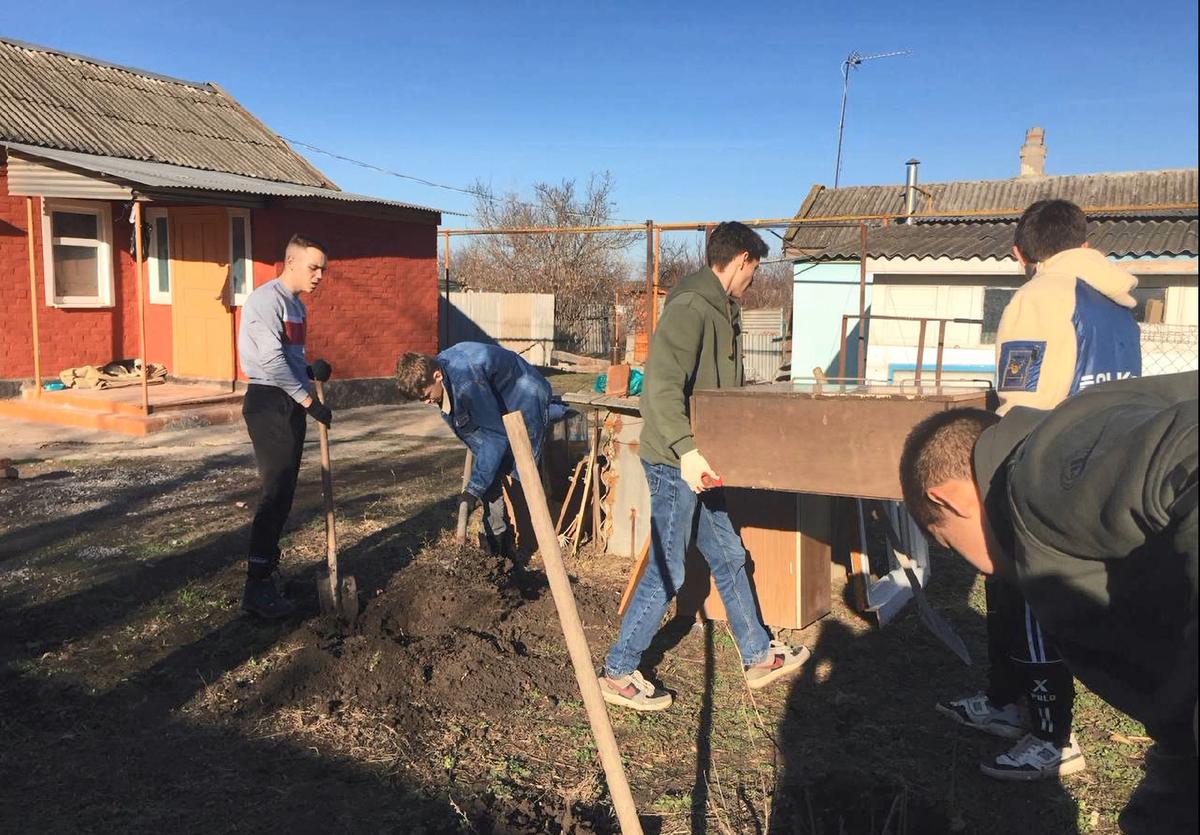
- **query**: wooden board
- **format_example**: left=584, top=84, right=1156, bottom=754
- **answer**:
left=605, top=364, right=631, bottom=398
left=693, top=383, right=994, bottom=499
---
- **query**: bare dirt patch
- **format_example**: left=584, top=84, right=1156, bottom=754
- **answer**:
left=0, top=411, right=1145, bottom=834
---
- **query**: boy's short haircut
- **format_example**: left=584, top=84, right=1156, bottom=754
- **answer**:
left=286, top=233, right=328, bottom=256
left=1013, top=199, right=1087, bottom=263
left=705, top=221, right=769, bottom=269
left=395, top=352, right=438, bottom=400
left=900, top=408, right=1001, bottom=530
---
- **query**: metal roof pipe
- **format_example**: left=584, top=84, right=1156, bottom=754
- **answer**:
left=904, top=158, right=920, bottom=223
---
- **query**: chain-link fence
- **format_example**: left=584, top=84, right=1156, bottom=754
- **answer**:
left=1141, top=324, right=1199, bottom=377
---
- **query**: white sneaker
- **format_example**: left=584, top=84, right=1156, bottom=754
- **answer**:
left=936, top=692, right=1025, bottom=739
left=744, top=641, right=811, bottom=691
left=600, top=670, right=673, bottom=711
left=980, top=733, right=1087, bottom=781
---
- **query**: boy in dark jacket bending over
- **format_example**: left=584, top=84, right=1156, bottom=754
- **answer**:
left=396, top=343, right=557, bottom=560
left=900, top=372, right=1197, bottom=834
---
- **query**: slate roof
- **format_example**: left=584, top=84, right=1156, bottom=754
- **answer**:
left=785, top=168, right=1198, bottom=261
left=2, top=142, right=444, bottom=220
left=788, top=218, right=1198, bottom=260
left=0, top=37, right=332, bottom=188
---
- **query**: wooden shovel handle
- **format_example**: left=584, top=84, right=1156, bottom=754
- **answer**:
left=315, top=380, right=338, bottom=597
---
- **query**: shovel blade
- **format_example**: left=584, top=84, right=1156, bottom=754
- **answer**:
left=901, top=565, right=972, bottom=666
left=317, top=572, right=336, bottom=615
left=340, top=575, right=359, bottom=622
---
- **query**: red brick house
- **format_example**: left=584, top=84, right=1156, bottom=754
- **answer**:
left=0, top=37, right=440, bottom=430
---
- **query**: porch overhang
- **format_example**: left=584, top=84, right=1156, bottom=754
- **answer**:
left=3, top=142, right=443, bottom=224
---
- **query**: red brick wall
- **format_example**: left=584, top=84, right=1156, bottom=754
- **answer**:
left=0, top=161, right=146, bottom=380
left=245, top=208, right=438, bottom=380
left=2, top=156, right=437, bottom=384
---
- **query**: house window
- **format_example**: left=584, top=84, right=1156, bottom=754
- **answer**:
left=980, top=287, right=1016, bottom=344
left=229, top=210, right=253, bottom=306
left=147, top=208, right=171, bottom=304
left=41, top=199, right=113, bottom=307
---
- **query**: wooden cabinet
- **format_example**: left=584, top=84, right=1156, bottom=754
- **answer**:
left=678, top=489, right=832, bottom=630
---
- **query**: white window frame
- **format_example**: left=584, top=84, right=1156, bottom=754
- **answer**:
left=41, top=198, right=114, bottom=308
left=146, top=207, right=171, bottom=305
left=228, top=209, right=254, bottom=307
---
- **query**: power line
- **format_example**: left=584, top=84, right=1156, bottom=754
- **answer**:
left=281, top=136, right=640, bottom=224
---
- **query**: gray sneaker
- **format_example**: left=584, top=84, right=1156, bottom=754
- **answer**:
left=980, top=733, right=1087, bottom=781
left=936, top=693, right=1025, bottom=739
left=744, top=641, right=811, bottom=690
left=600, top=670, right=673, bottom=711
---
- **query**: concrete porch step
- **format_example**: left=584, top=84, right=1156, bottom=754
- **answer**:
left=0, top=397, right=244, bottom=436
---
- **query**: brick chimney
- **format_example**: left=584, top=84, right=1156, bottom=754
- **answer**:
left=1019, top=127, right=1046, bottom=178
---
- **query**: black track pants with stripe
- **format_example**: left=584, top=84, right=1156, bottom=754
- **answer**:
left=984, top=576, right=1075, bottom=745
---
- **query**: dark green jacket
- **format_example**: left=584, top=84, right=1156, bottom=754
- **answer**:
left=975, top=371, right=1198, bottom=742
left=640, top=266, right=742, bottom=466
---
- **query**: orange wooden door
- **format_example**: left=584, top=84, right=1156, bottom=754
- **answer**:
left=170, top=208, right=233, bottom=381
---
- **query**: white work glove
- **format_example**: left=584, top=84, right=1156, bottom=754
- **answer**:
left=680, top=448, right=720, bottom=494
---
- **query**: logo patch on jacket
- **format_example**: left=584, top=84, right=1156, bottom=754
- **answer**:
left=998, top=340, right=1046, bottom=392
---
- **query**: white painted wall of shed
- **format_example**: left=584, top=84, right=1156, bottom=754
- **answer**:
left=794, top=256, right=1198, bottom=380
left=789, top=262, right=873, bottom=379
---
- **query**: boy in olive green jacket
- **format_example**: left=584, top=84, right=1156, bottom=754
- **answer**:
left=601, top=222, right=810, bottom=711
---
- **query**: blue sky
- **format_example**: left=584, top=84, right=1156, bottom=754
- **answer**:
left=4, top=0, right=1197, bottom=227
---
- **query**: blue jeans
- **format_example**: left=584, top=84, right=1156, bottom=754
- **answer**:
left=605, top=460, right=771, bottom=677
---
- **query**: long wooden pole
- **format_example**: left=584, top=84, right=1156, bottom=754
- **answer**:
left=857, top=223, right=868, bottom=379
left=440, top=201, right=1200, bottom=236
left=25, top=197, right=42, bottom=397
left=644, top=220, right=654, bottom=337
left=442, top=230, right=452, bottom=350
left=133, top=202, right=150, bottom=414
left=914, top=319, right=927, bottom=385
left=501, top=411, right=643, bottom=835
left=935, top=320, right=947, bottom=386
left=651, top=227, right=661, bottom=332
left=315, top=379, right=340, bottom=606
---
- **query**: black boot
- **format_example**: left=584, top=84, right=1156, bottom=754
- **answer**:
left=242, top=575, right=296, bottom=619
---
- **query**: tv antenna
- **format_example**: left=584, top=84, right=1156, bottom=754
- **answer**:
left=834, top=49, right=912, bottom=188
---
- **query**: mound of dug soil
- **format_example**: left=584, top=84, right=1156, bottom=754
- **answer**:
left=256, top=544, right=615, bottom=723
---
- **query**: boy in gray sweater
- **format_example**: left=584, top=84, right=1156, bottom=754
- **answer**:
left=237, top=233, right=332, bottom=618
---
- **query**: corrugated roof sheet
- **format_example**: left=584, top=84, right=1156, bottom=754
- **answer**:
left=793, top=169, right=1197, bottom=220
left=790, top=218, right=1197, bottom=261
left=0, top=37, right=331, bottom=188
left=785, top=168, right=1198, bottom=260
left=4, top=142, right=443, bottom=220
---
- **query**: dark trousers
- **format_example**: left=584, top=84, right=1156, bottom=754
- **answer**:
left=243, top=384, right=307, bottom=579
left=985, top=576, right=1075, bottom=745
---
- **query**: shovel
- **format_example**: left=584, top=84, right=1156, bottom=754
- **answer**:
left=455, top=449, right=475, bottom=545
left=310, top=363, right=358, bottom=621
left=872, top=500, right=971, bottom=665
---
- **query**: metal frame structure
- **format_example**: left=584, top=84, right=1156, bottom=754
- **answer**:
left=438, top=200, right=1198, bottom=362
